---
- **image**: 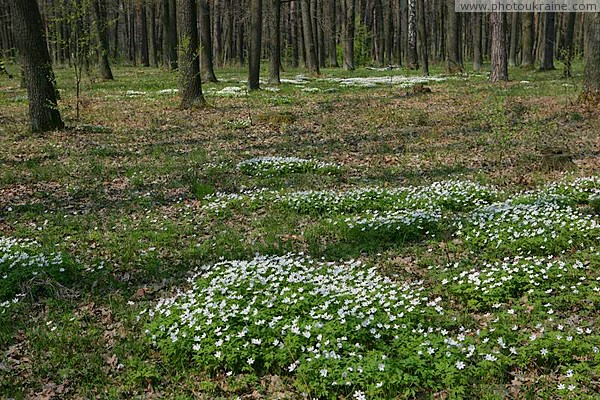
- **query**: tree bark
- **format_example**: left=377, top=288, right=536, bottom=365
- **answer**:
left=300, top=0, right=319, bottom=73
left=166, top=0, right=178, bottom=69
left=540, top=12, right=555, bottom=70
left=199, top=0, right=218, bottom=82
left=417, top=0, right=428, bottom=75
left=341, top=0, right=355, bottom=70
left=13, top=0, right=64, bottom=132
left=582, top=12, right=600, bottom=104
left=269, top=0, right=281, bottom=84
left=149, top=1, right=159, bottom=67
left=521, top=12, right=534, bottom=68
left=490, top=11, right=508, bottom=82
left=446, top=0, right=462, bottom=72
left=178, top=0, right=205, bottom=108
left=407, top=0, right=418, bottom=69
left=248, top=0, right=262, bottom=90
left=213, top=0, right=223, bottom=66
left=400, top=0, right=408, bottom=65
left=92, top=0, right=114, bottom=79
left=560, top=12, right=576, bottom=78
left=139, top=0, right=150, bottom=66
left=290, top=1, right=299, bottom=67
left=326, top=0, right=339, bottom=67
left=473, top=13, right=482, bottom=72
left=508, top=12, right=519, bottom=67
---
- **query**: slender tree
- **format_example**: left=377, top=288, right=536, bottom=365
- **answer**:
left=341, top=0, right=355, bottom=70
left=407, top=0, right=418, bottom=69
left=326, top=0, right=339, bottom=67
left=508, top=13, right=519, bottom=67
left=540, top=12, right=555, bottom=70
left=178, top=0, right=205, bottom=108
left=268, top=0, right=281, bottom=84
left=490, top=11, right=508, bottom=82
left=560, top=12, right=576, bottom=78
left=416, top=0, right=428, bottom=75
left=473, top=13, right=482, bottom=72
left=300, top=0, right=319, bottom=73
left=446, top=0, right=462, bottom=72
left=148, top=0, right=158, bottom=66
left=199, top=0, right=218, bottom=82
left=92, top=0, right=114, bottom=79
left=248, top=0, right=262, bottom=90
left=138, top=0, right=150, bottom=66
left=164, top=0, right=177, bottom=70
left=290, top=1, right=299, bottom=68
left=13, top=0, right=64, bottom=132
left=582, top=12, right=600, bottom=104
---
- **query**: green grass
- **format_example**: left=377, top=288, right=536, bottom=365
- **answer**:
left=0, top=60, right=598, bottom=398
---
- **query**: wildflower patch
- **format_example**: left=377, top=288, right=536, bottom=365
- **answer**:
left=456, top=202, right=600, bottom=257
left=0, top=236, right=72, bottom=313
left=237, top=156, right=341, bottom=177
left=142, top=254, right=449, bottom=397
left=332, top=209, right=442, bottom=243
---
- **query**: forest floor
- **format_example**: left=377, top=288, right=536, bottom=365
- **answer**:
left=0, top=62, right=599, bottom=399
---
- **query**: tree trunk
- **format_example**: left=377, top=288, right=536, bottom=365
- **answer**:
left=521, top=12, right=534, bottom=68
left=300, top=0, right=319, bottom=73
left=199, top=0, right=218, bottom=82
left=326, top=0, right=338, bottom=67
left=139, top=0, right=150, bottom=66
left=316, top=0, right=326, bottom=68
left=149, top=1, right=159, bottom=67
left=490, top=11, right=508, bottom=82
left=400, top=0, right=408, bottom=65
left=341, top=0, right=355, bottom=70
left=540, top=12, right=555, bottom=70
left=560, top=12, right=576, bottom=78
left=373, top=0, right=384, bottom=66
left=473, top=13, right=482, bottom=72
left=582, top=12, right=600, bottom=104
left=446, top=0, right=462, bottom=72
left=269, top=0, right=281, bottom=84
left=384, top=0, right=393, bottom=65
left=407, top=0, right=418, bottom=69
left=248, top=0, right=262, bottom=90
left=236, top=2, right=245, bottom=67
left=92, top=0, right=114, bottom=79
left=508, top=12, right=518, bottom=67
left=13, top=0, right=64, bottom=132
left=417, top=0, right=428, bottom=75
left=290, top=1, right=299, bottom=67
left=166, top=0, right=178, bottom=69
left=178, top=0, right=205, bottom=108
left=213, top=0, right=223, bottom=66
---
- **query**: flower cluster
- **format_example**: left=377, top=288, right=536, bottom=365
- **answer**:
left=237, top=156, right=341, bottom=177
left=435, top=256, right=598, bottom=308
left=212, top=86, right=245, bottom=97
left=277, top=180, right=498, bottom=215
left=142, top=251, right=599, bottom=397
left=456, top=202, right=600, bottom=256
left=201, top=188, right=272, bottom=214
left=142, top=254, right=446, bottom=397
left=323, top=75, right=446, bottom=88
left=510, top=176, right=600, bottom=206
left=334, top=209, right=442, bottom=241
left=0, top=236, right=65, bottom=312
